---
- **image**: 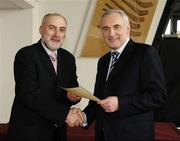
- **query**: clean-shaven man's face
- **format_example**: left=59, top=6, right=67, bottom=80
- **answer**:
left=100, top=13, right=130, bottom=50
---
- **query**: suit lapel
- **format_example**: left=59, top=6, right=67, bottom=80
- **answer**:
left=102, top=53, right=111, bottom=82
left=56, top=48, right=69, bottom=82
left=107, top=40, right=135, bottom=81
left=56, top=49, right=62, bottom=77
left=36, top=41, right=57, bottom=81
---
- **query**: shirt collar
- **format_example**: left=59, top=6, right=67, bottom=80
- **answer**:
left=111, top=37, right=130, bottom=54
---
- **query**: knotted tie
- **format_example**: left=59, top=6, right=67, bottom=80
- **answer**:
left=106, top=51, right=119, bottom=81
left=49, top=52, right=57, bottom=73
left=110, top=51, right=119, bottom=73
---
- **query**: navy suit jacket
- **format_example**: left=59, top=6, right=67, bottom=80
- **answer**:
left=84, top=39, right=167, bottom=141
left=7, top=40, right=79, bottom=141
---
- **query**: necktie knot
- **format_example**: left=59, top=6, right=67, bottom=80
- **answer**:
left=49, top=52, right=57, bottom=73
left=49, top=52, right=57, bottom=62
left=111, top=51, right=119, bottom=64
left=110, top=51, right=119, bottom=71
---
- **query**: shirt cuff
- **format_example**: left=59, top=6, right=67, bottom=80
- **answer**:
left=82, top=112, right=88, bottom=127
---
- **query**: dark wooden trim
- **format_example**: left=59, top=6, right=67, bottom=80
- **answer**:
left=152, top=0, right=176, bottom=51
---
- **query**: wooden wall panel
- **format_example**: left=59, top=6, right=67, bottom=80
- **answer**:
left=81, top=0, right=158, bottom=57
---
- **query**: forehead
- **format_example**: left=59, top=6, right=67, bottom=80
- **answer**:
left=101, top=13, right=123, bottom=26
left=44, top=15, right=67, bottom=27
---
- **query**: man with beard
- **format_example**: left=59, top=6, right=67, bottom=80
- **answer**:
left=7, top=13, right=83, bottom=141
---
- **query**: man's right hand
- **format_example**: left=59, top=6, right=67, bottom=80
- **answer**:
left=65, top=108, right=84, bottom=127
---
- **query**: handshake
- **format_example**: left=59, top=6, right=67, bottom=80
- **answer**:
left=65, top=108, right=85, bottom=127
left=66, top=91, right=119, bottom=127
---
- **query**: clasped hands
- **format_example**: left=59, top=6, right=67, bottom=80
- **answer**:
left=66, top=92, right=84, bottom=127
left=65, top=108, right=84, bottom=127
left=66, top=93, right=119, bottom=127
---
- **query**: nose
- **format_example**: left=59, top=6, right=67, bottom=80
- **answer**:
left=109, top=28, right=115, bottom=36
left=54, top=28, right=60, bottom=36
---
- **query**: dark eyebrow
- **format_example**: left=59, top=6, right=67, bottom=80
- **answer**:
left=114, top=24, right=121, bottom=27
left=102, top=26, right=108, bottom=28
left=48, top=25, right=66, bottom=29
left=60, top=27, right=66, bottom=29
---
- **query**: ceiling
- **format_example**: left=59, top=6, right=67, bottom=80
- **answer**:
left=0, top=0, right=20, bottom=9
left=0, top=0, right=180, bottom=12
left=0, top=0, right=36, bottom=9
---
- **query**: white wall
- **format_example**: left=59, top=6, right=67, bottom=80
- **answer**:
left=75, top=57, right=98, bottom=110
left=0, top=8, right=35, bottom=122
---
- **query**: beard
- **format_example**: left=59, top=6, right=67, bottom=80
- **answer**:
left=41, top=37, right=63, bottom=51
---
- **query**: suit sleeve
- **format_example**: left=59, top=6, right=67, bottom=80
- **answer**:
left=118, top=47, right=167, bottom=118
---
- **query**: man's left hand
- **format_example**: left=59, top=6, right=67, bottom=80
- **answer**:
left=67, top=92, right=81, bottom=102
left=97, top=96, right=119, bottom=113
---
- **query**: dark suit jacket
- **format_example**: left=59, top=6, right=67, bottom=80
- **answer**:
left=7, top=40, right=79, bottom=141
left=84, top=39, right=167, bottom=141
left=154, top=39, right=180, bottom=127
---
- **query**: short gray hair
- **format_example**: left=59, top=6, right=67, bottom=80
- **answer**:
left=41, top=13, right=67, bottom=25
left=99, top=9, right=130, bottom=28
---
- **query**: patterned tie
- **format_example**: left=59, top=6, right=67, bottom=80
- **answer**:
left=49, top=52, right=57, bottom=73
left=110, top=51, right=119, bottom=72
left=106, top=51, right=119, bottom=81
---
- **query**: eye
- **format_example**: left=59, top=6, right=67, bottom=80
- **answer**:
left=102, top=26, right=110, bottom=32
left=114, top=24, right=121, bottom=30
left=59, top=27, right=66, bottom=32
left=48, top=25, right=55, bottom=30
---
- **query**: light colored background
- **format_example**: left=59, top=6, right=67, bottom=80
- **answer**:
left=0, top=0, right=166, bottom=123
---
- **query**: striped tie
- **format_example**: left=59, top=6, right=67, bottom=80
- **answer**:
left=106, top=51, right=119, bottom=81
left=110, top=51, right=119, bottom=72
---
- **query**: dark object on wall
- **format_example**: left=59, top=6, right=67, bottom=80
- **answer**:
left=152, top=0, right=176, bottom=49
left=155, top=38, right=180, bottom=127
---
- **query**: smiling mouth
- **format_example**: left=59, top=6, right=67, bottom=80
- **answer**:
left=51, top=39, right=60, bottom=43
left=109, top=38, right=117, bottom=43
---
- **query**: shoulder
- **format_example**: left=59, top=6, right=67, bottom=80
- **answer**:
left=132, top=41, right=158, bottom=55
left=58, top=48, right=73, bottom=56
left=133, top=42, right=151, bottom=50
left=132, top=42, right=160, bottom=62
left=58, top=48, right=76, bottom=61
left=99, top=52, right=111, bottom=62
left=96, top=52, right=111, bottom=69
left=15, top=43, right=38, bottom=59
